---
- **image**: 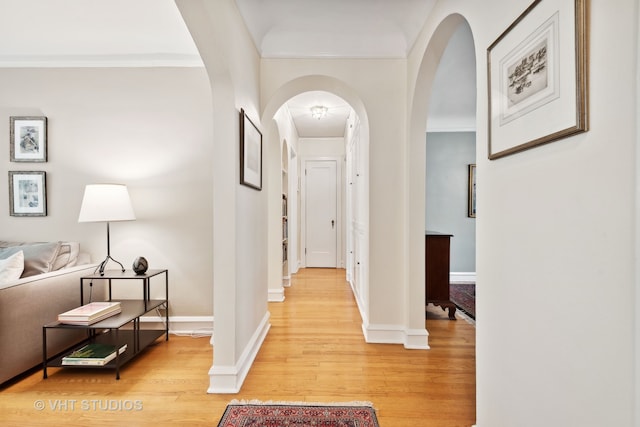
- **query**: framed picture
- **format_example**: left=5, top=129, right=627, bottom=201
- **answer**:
left=468, top=164, right=476, bottom=218
left=9, top=171, right=47, bottom=216
left=239, top=108, right=262, bottom=190
left=487, top=0, right=588, bottom=160
left=10, top=116, right=47, bottom=162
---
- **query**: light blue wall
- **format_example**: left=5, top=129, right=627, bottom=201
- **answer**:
left=425, top=131, right=476, bottom=273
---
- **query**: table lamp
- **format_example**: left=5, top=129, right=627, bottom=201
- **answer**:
left=78, top=184, right=136, bottom=276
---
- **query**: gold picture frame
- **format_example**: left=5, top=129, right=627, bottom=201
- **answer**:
left=487, top=0, right=589, bottom=159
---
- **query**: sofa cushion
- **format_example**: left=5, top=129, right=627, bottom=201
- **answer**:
left=0, top=242, right=61, bottom=278
left=0, top=241, right=81, bottom=272
left=0, top=250, right=24, bottom=283
left=52, top=242, right=80, bottom=271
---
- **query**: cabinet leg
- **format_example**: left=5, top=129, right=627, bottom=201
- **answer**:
left=427, top=301, right=457, bottom=320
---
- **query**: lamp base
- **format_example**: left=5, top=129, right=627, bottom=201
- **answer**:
left=98, top=254, right=126, bottom=276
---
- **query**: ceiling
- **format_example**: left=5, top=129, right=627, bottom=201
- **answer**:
left=0, top=0, right=475, bottom=137
left=234, top=0, right=437, bottom=59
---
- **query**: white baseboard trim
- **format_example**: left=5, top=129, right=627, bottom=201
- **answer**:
left=450, top=272, right=476, bottom=283
left=349, top=279, right=429, bottom=349
left=207, top=311, right=271, bottom=394
left=139, top=315, right=213, bottom=336
left=269, top=287, right=286, bottom=302
left=404, top=328, right=430, bottom=350
left=362, top=323, right=430, bottom=350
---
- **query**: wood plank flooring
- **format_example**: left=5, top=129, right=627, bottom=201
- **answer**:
left=0, top=268, right=475, bottom=426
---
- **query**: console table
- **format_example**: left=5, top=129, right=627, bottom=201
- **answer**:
left=42, top=269, right=169, bottom=379
left=425, top=231, right=456, bottom=320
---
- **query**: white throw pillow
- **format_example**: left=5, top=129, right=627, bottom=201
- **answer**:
left=0, top=250, right=25, bottom=283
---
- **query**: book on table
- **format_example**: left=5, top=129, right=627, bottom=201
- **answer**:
left=57, top=301, right=122, bottom=325
left=62, top=343, right=127, bottom=366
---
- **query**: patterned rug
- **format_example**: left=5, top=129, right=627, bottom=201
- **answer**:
left=217, top=401, right=380, bottom=427
left=450, top=283, right=475, bottom=319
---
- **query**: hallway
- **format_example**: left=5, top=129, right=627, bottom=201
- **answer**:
left=243, top=268, right=477, bottom=426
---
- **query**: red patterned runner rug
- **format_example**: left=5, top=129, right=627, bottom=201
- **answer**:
left=217, top=400, right=380, bottom=427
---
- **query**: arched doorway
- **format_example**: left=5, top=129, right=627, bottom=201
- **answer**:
left=408, top=13, right=478, bottom=343
left=262, top=77, right=373, bottom=336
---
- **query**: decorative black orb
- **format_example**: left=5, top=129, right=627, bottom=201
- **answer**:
left=132, top=257, right=148, bottom=275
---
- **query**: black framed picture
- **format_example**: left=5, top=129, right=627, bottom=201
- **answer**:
left=239, top=108, right=262, bottom=190
left=468, top=164, right=476, bottom=218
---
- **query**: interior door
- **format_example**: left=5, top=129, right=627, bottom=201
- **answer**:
left=305, top=160, right=337, bottom=267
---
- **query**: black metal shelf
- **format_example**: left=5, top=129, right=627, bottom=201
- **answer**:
left=42, top=269, right=169, bottom=380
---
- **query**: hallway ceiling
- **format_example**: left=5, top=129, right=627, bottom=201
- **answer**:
left=0, top=0, right=475, bottom=138
left=235, top=0, right=437, bottom=59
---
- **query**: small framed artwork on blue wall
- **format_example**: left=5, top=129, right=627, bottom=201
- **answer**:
left=468, top=164, right=476, bottom=218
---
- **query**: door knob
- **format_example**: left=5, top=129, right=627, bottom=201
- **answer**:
left=331, top=220, right=335, bottom=229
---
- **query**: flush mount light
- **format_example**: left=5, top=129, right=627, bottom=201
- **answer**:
left=310, top=105, right=328, bottom=120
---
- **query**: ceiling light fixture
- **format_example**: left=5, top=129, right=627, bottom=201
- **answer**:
left=310, top=105, right=328, bottom=120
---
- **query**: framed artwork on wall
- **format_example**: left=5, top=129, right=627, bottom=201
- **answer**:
left=9, top=171, right=47, bottom=217
left=468, top=164, right=476, bottom=218
left=487, top=0, right=588, bottom=160
left=239, top=108, right=262, bottom=190
left=10, top=116, right=47, bottom=162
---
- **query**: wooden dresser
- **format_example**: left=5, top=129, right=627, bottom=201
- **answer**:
left=425, top=231, right=456, bottom=320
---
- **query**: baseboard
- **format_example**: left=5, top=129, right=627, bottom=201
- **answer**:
left=269, top=287, right=285, bottom=302
left=207, top=311, right=271, bottom=393
left=349, top=279, right=429, bottom=349
left=450, top=272, right=476, bottom=283
left=139, top=315, right=213, bottom=336
left=362, top=323, right=429, bottom=350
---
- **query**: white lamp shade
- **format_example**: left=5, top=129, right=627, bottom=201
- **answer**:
left=78, top=184, right=136, bottom=223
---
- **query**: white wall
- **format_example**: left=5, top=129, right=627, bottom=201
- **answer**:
left=409, top=1, right=638, bottom=425
left=177, top=0, right=267, bottom=393
left=0, top=67, right=214, bottom=320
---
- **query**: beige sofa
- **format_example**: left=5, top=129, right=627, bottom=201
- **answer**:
left=0, top=242, right=105, bottom=385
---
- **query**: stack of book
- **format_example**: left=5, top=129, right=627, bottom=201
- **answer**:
left=58, top=301, right=122, bottom=325
left=62, top=343, right=127, bottom=366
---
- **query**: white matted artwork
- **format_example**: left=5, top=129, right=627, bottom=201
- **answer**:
left=239, top=108, right=262, bottom=190
left=487, top=0, right=588, bottom=159
left=9, top=171, right=47, bottom=216
left=10, top=116, right=47, bottom=162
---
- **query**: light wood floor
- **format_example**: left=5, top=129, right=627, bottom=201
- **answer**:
left=0, top=268, right=475, bottom=426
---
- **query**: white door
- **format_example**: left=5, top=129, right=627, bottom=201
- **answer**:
left=305, top=160, right=337, bottom=267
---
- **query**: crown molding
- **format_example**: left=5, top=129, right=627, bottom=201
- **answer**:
left=0, top=53, right=203, bottom=68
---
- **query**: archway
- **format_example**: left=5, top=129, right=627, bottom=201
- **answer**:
left=262, top=76, right=373, bottom=335
left=408, top=13, right=477, bottom=342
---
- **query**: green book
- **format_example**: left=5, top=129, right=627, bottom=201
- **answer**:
left=62, top=343, right=126, bottom=366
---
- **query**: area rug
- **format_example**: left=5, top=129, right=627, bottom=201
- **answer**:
left=217, top=400, right=380, bottom=427
left=450, top=283, right=475, bottom=319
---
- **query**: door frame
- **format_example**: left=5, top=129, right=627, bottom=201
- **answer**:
left=300, top=156, right=344, bottom=268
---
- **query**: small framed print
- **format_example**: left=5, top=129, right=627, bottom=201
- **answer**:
left=239, top=108, right=262, bottom=190
left=487, top=0, right=588, bottom=159
left=9, top=171, right=47, bottom=216
left=468, top=164, right=476, bottom=218
left=10, top=116, right=47, bottom=162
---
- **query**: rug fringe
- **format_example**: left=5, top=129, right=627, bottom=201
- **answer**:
left=228, top=399, right=375, bottom=408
